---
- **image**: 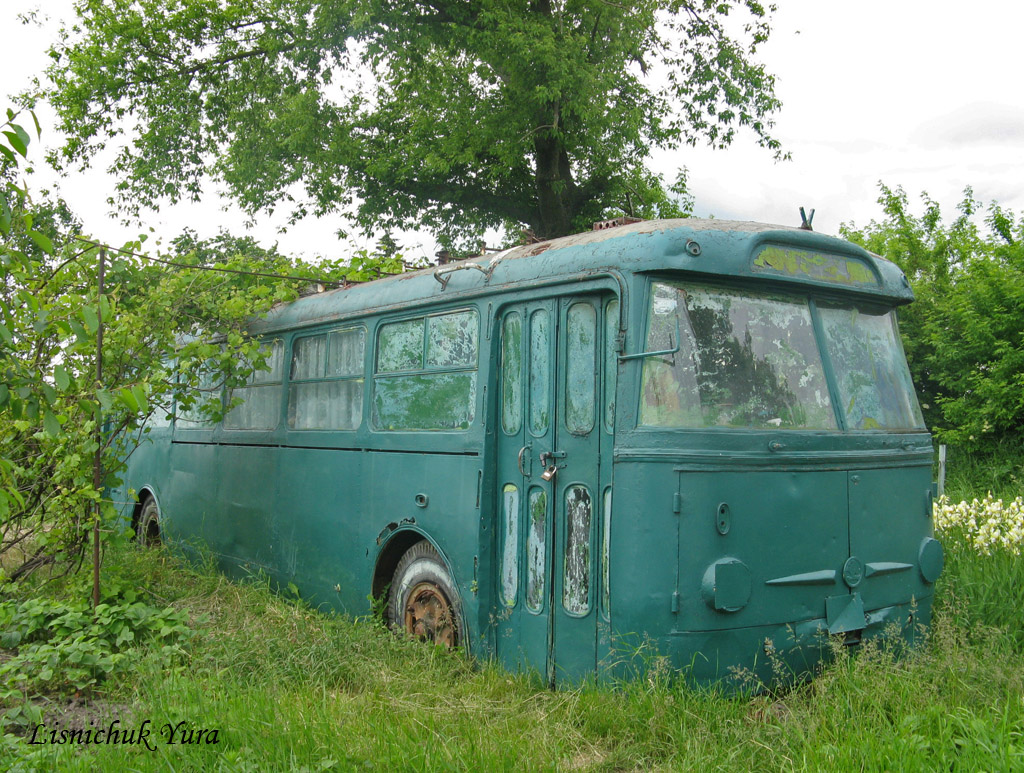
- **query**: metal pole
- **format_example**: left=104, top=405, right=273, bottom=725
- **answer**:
left=92, top=247, right=105, bottom=610
left=937, top=444, right=946, bottom=499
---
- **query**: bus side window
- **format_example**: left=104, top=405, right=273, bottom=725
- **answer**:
left=224, top=339, right=284, bottom=430
left=175, top=365, right=220, bottom=428
left=373, top=309, right=479, bottom=431
left=288, top=328, right=365, bottom=431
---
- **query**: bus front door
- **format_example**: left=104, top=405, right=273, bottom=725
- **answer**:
left=496, top=295, right=614, bottom=685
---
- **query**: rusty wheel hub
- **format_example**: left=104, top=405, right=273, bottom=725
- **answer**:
left=403, top=582, right=456, bottom=647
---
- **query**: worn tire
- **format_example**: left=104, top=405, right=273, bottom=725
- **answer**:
left=388, top=540, right=461, bottom=648
left=136, top=496, right=162, bottom=547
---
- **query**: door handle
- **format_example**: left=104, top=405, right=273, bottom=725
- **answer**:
left=517, top=445, right=530, bottom=476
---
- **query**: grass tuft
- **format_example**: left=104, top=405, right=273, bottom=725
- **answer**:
left=2, top=505, right=1023, bottom=770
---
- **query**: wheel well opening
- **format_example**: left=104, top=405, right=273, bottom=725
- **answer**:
left=131, top=490, right=153, bottom=535
left=372, top=531, right=427, bottom=620
left=132, top=489, right=160, bottom=544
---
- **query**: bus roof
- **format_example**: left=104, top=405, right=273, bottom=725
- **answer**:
left=252, top=219, right=912, bottom=333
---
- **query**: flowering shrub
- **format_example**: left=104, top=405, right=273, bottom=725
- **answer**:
left=934, top=494, right=1024, bottom=556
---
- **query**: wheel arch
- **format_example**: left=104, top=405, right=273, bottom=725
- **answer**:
left=131, top=486, right=162, bottom=542
left=372, top=527, right=464, bottom=621
left=131, top=486, right=159, bottom=532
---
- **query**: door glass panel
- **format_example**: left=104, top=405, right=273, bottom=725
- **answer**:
left=563, top=485, right=592, bottom=615
left=529, top=309, right=550, bottom=436
left=502, top=484, right=519, bottom=606
left=566, top=303, right=596, bottom=434
left=526, top=487, right=548, bottom=613
left=501, top=313, right=522, bottom=435
left=601, top=487, right=611, bottom=619
left=604, top=300, right=619, bottom=432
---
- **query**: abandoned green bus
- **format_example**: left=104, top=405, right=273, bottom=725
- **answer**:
left=114, top=219, right=943, bottom=686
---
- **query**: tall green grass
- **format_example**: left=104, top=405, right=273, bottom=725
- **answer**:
left=940, top=442, right=1024, bottom=501
left=5, top=448, right=1024, bottom=773
left=3, top=531, right=1022, bottom=772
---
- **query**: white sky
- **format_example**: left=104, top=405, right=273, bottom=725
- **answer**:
left=3, top=0, right=1024, bottom=260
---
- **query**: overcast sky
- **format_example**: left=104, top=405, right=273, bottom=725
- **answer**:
left=3, top=0, right=1023, bottom=261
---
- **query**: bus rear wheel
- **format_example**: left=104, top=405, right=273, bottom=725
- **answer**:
left=388, top=541, right=460, bottom=648
left=137, top=496, right=161, bottom=547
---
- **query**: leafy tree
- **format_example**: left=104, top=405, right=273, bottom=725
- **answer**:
left=842, top=186, right=1024, bottom=455
left=39, top=0, right=782, bottom=246
left=0, top=111, right=361, bottom=583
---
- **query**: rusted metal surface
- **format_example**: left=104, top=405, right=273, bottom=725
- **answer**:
left=404, top=582, right=457, bottom=647
left=593, top=216, right=645, bottom=230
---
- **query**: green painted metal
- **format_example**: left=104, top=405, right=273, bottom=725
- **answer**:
left=112, top=219, right=938, bottom=689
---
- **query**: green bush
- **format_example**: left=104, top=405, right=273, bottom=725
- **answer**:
left=843, top=187, right=1024, bottom=456
left=0, top=593, right=193, bottom=730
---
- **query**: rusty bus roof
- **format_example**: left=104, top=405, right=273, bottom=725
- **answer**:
left=252, top=218, right=912, bottom=333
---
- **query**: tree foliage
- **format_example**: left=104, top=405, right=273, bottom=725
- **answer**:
left=40, top=0, right=782, bottom=245
left=842, top=186, right=1024, bottom=455
left=0, top=112, right=363, bottom=582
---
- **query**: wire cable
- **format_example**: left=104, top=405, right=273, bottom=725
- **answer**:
left=74, top=237, right=359, bottom=289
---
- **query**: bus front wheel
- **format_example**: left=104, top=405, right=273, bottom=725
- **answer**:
left=137, top=496, right=161, bottom=547
left=388, top=540, right=460, bottom=648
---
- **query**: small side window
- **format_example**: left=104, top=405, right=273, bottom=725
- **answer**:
left=377, top=320, right=422, bottom=373
left=292, top=334, right=327, bottom=381
left=289, top=327, right=365, bottom=431
left=224, top=339, right=284, bottom=430
left=427, top=311, right=479, bottom=368
left=176, top=366, right=221, bottom=428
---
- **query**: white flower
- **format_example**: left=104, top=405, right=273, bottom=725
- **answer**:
left=934, top=494, right=1024, bottom=557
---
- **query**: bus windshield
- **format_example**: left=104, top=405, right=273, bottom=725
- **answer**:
left=818, top=304, right=925, bottom=430
left=639, top=281, right=925, bottom=431
left=641, top=282, right=836, bottom=429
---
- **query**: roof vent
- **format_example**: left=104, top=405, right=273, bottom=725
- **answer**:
left=593, top=216, right=645, bottom=231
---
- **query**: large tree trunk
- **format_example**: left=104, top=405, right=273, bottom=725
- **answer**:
left=532, top=129, right=580, bottom=240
